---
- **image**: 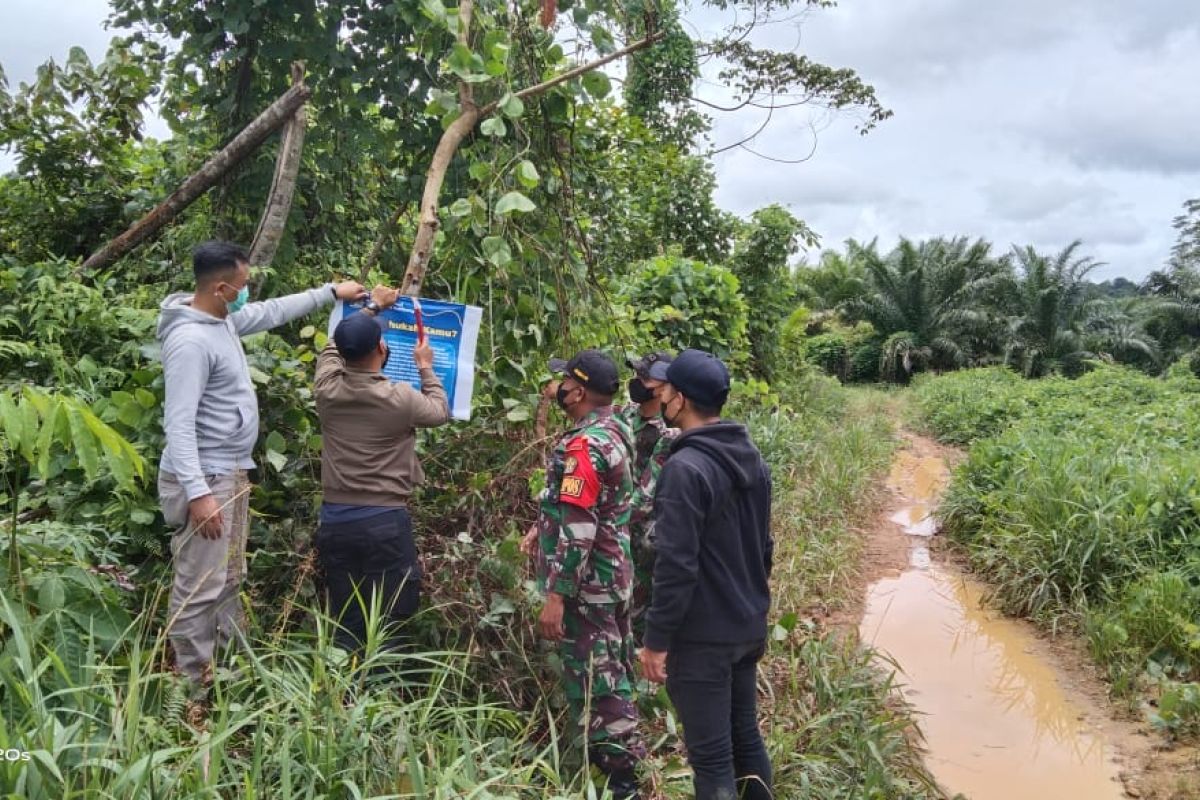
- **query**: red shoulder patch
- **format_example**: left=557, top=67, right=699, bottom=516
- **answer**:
left=559, top=435, right=601, bottom=509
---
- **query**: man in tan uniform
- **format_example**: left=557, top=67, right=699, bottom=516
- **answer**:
left=313, top=285, right=451, bottom=652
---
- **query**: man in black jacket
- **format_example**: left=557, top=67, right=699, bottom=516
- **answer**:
left=638, top=348, right=774, bottom=800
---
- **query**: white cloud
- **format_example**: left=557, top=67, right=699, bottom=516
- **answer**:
left=699, top=0, right=1200, bottom=280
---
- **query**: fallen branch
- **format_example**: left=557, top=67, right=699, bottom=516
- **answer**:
left=82, top=82, right=312, bottom=274
left=249, top=62, right=308, bottom=267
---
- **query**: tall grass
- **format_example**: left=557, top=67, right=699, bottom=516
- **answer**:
left=734, top=378, right=939, bottom=799
left=2, top=372, right=940, bottom=797
left=912, top=365, right=1200, bottom=737
left=0, top=591, right=586, bottom=799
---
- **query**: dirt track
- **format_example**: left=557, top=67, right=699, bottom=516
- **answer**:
left=846, top=429, right=1200, bottom=800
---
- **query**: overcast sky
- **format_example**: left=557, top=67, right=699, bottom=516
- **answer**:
left=693, top=0, right=1200, bottom=280
left=2, top=0, right=1196, bottom=280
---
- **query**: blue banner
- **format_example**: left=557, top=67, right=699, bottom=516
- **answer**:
left=328, top=297, right=483, bottom=421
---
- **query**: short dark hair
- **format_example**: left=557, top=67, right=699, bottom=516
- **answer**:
left=193, top=241, right=249, bottom=284
left=688, top=399, right=722, bottom=418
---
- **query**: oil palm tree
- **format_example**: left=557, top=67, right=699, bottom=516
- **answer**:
left=1141, top=262, right=1200, bottom=364
left=794, top=243, right=869, bottom=311
left=843, top=237, right=1009, bottom=381
left=1005, top=241, right=1158, bottom=376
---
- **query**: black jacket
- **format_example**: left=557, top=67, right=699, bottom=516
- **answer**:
left=643, top=421, right=773, bottom=651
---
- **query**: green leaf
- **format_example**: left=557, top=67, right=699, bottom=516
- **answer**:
left=449, top=198, right=472, bottom=217
left=134, top=388, right=157, bottom=409
left=482, top=236, right=512, bottom=268
left=506, top=406, right=531, bottom=422
left=34, top=398, right=64, bottom=478
left=581, top=70, right=611, bottom=98
left=421, top=0, right=447, bottom=22
left=300, top=325, right=316, bottom=339
left=495, top=191, right=536, bottom=215
left=65, top=406, right=101, bottom=481
left=468, top=161, right=491, bottom=181
left=38, top=576, right=66, bottom=612
left=249, top=367, right=271, bottom=385
left=266, top=449, right=288, bottom=473
left=480, top=116, right=506, bottom=138
left=265, top=430, right=287, bottom=454
left=590, top=27, right=615, bottom=54
left=516, top=160, right=540, bottom=189
left=500, top=93, right=525, bottom=119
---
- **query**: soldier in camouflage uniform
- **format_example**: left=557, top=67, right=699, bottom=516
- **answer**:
left=521, top=350, right=645, bottom=800
left=616, top=352, right=678, bottom=644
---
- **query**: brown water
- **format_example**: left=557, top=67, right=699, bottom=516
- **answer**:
left=860, top=448, right=1126, bottom=800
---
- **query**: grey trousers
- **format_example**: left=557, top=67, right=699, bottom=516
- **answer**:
left=159, top=470, right=250, bottom=684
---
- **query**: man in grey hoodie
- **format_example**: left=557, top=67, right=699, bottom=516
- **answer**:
left=157, top=240, right=365, bottom=685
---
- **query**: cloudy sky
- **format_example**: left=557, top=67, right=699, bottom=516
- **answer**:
left=2, top=0, right=1197, bottom=279
left=692, top=0, right=1200, bottom=280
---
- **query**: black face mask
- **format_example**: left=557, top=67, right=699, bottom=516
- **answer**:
left=662, top=393, right=683, bottom=426
left=380, top=344, right=391, bottom=372
left=628, top=378, right=654, bottom=404
left=556, top=384, right=576, bottom=412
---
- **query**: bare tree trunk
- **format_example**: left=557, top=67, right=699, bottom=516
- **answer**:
left=359, top=29, right=664, bottom=292
left=249, top=62, right=308, bottom=267
left=81, top=82, right=312, bottom=274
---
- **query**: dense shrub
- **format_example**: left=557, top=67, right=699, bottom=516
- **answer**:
left=804, top=333, right=850, bottom=379
left=618, top=254, right=749, bottom=364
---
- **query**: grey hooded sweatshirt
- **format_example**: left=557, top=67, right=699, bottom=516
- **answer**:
left=157, top=285, right=335, bottom=501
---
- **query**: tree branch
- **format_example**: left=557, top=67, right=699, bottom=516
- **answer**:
left=249, top=61, right=308, bottom=268
left=362, top=29, right=665, bottom=291
left=81, top=82, right=312, bottom=273
left=479, top=31, right=664, bottom=117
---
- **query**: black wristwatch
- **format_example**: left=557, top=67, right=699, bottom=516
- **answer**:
left=329, top=285, right=338, bottom=301
left=364, top=300, right=381, bottom=314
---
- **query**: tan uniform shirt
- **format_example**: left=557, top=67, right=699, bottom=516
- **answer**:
left=314, top=342, right=450, bottom=505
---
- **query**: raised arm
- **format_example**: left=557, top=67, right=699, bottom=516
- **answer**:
left=403, top=339, right=451, bottom=427
left=232, top=281, right=366, bottom=336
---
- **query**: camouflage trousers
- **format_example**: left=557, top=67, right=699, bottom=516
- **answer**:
left=560, top=599, right=646, bottom=773
left=628, top=526, right=655, bottom=645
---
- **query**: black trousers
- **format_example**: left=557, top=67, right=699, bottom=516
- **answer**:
left=666, top=640, right=773, bottom=800
left=314, top=509, right=421, bottom=654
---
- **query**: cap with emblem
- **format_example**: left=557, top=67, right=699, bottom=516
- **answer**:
left=626, top=350, right=674, bottom=380
left=333, top=312, right=387, bottom=360
left=650, top=348, right=730, bottom=409
left=549, top=349, right=620, bottom=394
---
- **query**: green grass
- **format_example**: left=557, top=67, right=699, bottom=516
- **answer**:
left=728, top=379, right=938, bottom=800
left=1, top=373, right=939, bottom=798
left=912, top=365, right=1200, bottom=738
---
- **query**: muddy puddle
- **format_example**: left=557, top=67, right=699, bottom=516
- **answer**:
left=860, top=450, right=1126, bottom=800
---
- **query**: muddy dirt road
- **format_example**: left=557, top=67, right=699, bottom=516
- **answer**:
left=854, top=431, right=1199, bottom=800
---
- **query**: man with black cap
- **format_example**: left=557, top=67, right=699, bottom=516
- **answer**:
left=618, top=351, right=678, bottom=643
left=312, top=285, right=450, bottom=654
left=520, top=349, right=645, bottom=799
left=638, top=348, right=774, bottom=800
